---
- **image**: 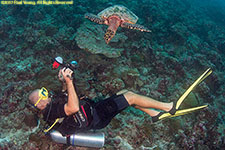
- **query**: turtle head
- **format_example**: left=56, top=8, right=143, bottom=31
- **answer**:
left=104, top=16, right=121, bottom=44
left=104, top=29, right=116, bottom=44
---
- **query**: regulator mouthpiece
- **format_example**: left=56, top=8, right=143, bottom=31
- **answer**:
left=53, top=56, right=63, bottom=69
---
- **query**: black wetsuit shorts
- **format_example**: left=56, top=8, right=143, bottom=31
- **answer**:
left=91, top=94, right=129, bottom=129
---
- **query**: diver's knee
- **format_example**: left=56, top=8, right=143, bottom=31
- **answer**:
left=123, top=91, right=136, bottom=105
left=116, top=89, right=129, bottom=95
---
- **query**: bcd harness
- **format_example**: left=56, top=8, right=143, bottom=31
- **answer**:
left=44, top=97, right=93, bottom=134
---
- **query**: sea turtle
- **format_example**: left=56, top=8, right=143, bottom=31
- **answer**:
left=85, top=5, right=151, bottom=44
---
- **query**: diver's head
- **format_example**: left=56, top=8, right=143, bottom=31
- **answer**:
left=29, top=88, right=51, bottom=110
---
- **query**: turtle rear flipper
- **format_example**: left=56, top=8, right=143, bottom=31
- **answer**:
left=121, top=22, right=151, bottom=32
left=104, top=29, right=116, bottom=44
left=85, top=13, right=105, bottom=24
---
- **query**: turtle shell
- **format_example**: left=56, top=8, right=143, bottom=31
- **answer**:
left=97, top=5, right=138, bottom=24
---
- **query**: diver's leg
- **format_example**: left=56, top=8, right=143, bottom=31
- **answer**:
left=134, top=105, right=160, bottom=117
left=120, top=90, right=173, bottom=112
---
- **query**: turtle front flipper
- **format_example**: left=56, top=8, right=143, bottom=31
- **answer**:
left=104, top=29, right=116, bottom=44
left=85, top=13, right=105, bottom=24
left=121, top=22, right=151, bottom=32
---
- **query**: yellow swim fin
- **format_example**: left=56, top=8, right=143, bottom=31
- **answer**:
left=175, top=68, right=212, bottom=110
left=158, top=105, right=208, bottom=121
left=152, top=68, right=212, bottom=123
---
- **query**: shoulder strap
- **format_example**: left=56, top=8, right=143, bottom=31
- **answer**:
left=44, top=118, right=59, bottom=133
left=44, top=118, right=64, bottom=133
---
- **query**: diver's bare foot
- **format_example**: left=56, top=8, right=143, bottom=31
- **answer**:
left=164, top=102, right=173, bottom=112
left=168, top=102, right=176, bottom=115
left=151, top=111, right=160, bottom=117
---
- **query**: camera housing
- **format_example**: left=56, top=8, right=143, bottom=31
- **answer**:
left=53, top=56, right=78, bottom=80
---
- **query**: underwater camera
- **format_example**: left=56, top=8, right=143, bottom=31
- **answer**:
left=52, top=56, right=78, bottom=80
left=52, top=56, right=78, bottom=71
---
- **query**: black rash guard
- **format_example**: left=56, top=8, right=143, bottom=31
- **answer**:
left=43, top=103, right=67, bottom=121
left=43, top=93, right=129, bottom=135
left=43, top=95, right=93, bottom=135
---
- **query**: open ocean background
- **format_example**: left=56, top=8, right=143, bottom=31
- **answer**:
left=0, top=0, right=224, bottom=149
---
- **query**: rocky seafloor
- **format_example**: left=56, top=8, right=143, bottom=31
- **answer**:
left=0, top=0, right=225, bottom=149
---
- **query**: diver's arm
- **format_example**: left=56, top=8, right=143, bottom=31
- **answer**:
left=61, top=68, right=79, bottom=115
left=62, top=82, right=67, bottom=92
left=58, top=68, right=67, bottom=92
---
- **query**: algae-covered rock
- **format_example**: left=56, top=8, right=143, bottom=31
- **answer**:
left=24, top=112, right=38, bottom=128
left=34, top=69, right=61, bottom=91
left=113, top=66, right=140, bottom=78
left=75, top=22, right=128, bottom=58
left=112, top=66, right=141, bottom=88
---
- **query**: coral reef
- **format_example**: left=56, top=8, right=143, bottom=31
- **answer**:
left=177, top=109, right=222, bottom=150
left=75, top=22, right=127, bottom=58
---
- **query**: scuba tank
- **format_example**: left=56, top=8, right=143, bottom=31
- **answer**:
left=50, top=130, right=105, bottom=148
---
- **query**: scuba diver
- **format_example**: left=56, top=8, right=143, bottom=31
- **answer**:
left=28, top=67, right=211, bottom=147
left=29, top=67, right=175, bottom=132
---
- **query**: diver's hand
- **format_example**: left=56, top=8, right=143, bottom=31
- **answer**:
left=61, top=67, right=73, bottom=83
left=58, top=68, right=65, bottom=82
